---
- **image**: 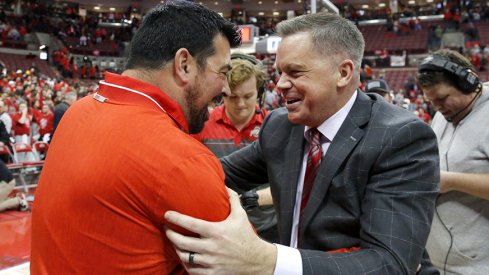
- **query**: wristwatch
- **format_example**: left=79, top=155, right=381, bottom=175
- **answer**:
left=240, top=189, right=259, bottom=211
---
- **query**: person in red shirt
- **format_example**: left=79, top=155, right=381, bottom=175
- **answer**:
left=31, top=1, right=241, bottom=274
left=193, top=56, right=278, bottom=242
left=11, top=101, right=32, bottom=144
left=34, top=104, right=53, bottom=142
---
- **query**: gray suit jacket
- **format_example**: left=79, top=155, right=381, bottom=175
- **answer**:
left=221, top=92, right=440, bottom=274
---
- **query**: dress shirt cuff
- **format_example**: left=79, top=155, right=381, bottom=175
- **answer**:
left=273, top=244, right=302, bottom=275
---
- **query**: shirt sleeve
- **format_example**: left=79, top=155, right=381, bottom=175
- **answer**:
left=274, top=244, right=302, bottom=275
left=159, top=152, right=230, bottom=235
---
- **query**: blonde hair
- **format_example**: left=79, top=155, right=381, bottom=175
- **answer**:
left=227, top=58, right=267, bottom=92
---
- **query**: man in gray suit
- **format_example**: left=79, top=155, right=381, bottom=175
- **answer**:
left=165, top=12, right=440, bottom=274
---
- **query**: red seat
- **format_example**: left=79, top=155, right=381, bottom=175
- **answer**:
left=13, top=142, right=36, bottom=163
left=32, top=141, right=49, bottom=160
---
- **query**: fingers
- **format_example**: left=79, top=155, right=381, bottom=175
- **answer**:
left=227, top=187, right=242, bottom=210
left=226, top=187, right=248, bottom=218
left=165, top=210, right=214, bottom=237
left=172, top=243, right=216, bottom=272
left=165, top=227, right=208, bottom=255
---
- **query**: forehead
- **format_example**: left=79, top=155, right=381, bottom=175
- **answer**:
left=230, top=76, right=257, bottom=96
left=277, top=32, right=312, bottom=57
left=276, top=32, right=314, bottom=65
left=422, top=83, right=457, bottom=98
left=207, top=35, right=231, bottom=65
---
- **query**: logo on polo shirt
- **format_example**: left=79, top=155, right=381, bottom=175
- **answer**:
left=250, top=126, right=261, bottom=138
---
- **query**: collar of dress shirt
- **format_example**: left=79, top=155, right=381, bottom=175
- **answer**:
left=304, top=90, right=358, bottom=142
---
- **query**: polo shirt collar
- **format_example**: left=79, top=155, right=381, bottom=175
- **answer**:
left=215, top=104, right=264, bottom=128
left=97, top=72, right=188, bottom=132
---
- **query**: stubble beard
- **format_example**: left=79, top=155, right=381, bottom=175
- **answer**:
left=185, top=82, right=209, bottom=134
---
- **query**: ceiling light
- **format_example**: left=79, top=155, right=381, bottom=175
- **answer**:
left=94, top=6, right=100, bottom=10
left=258, top=12, right=264, bottom=16
left=273, top=11, right=280, bottom=15
left=109, top=7, right=115, bottom=11
left=362, top=4, right=369, bottom=8
left=379, top=3, right=386, bottom=7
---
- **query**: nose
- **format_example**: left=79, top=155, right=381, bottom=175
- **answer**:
left=276, top=74, right=291, bottom=93
left=430, top=99, right=442, bottom=110
left=237, top=98, right=246, bottom=107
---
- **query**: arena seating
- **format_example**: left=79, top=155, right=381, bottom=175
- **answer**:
left=0, top=40, right=28, bottom=50
left=359, top=24, right=429, bottom=55
left=474, top=21, right=489, bottom=46
left=0, top=52, right=56, bottom=78
left=63, top=37, right=119, bottom=57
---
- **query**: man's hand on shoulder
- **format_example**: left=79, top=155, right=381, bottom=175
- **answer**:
left=165, top=188, right=277, bottom=275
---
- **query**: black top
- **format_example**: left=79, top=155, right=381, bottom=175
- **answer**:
left=0, top=159, right=13, bottom=182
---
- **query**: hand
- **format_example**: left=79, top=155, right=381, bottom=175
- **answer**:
left=165, top=188, right=277, bottom=275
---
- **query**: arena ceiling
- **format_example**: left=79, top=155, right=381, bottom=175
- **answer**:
left=68, top=0, right=438, bottom=17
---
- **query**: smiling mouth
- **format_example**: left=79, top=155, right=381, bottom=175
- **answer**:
left=286, top=99, right=301, bottom=104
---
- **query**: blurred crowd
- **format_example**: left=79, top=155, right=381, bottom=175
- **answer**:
left=0, top=63, right=97, bottom=158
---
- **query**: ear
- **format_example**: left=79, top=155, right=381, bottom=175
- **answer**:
left=337, top=59, right=354, bottom=88
left=174, top=48, right=194, bottom=85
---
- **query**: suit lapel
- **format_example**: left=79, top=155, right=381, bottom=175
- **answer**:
left=299, top=92, right=372, bottom=236
left=280, top=124, right=306, bottom=244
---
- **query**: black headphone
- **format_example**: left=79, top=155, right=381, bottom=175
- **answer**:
left=230, top=53, right=268, bottom=101
left=231, top=53, right=261, bottom=66
left=418, top=55, right=481, bottom=94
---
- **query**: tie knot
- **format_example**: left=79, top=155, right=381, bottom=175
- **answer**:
left=307, top=128, right=322, bottom=146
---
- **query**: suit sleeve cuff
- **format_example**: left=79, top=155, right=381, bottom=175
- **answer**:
left=273, top=244, right=302, bottom=275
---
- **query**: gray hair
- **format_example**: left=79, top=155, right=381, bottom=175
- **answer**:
left=65, top=92, right=77, bottom=102
left=276, top=12, right=364, bottom=76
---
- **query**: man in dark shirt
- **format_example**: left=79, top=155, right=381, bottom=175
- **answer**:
left=52, top=92, right=76, bottom=137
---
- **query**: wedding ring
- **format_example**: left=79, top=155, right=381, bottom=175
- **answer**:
left=189, top=251, right=196, bottom=265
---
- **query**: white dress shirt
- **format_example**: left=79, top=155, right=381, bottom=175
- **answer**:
left=273, top=91, right=357, bottom=275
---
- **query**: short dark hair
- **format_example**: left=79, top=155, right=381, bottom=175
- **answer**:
left=125, top=0, right=241, bottom=71
left=417, top=49, right=476, bottom=90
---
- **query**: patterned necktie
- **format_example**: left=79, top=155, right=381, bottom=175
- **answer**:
left=300, top=128, right=323, bottom=220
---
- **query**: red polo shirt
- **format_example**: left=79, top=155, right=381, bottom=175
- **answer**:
left=193, top=105, right=267, bottom=158
left=31, top=72, right=230, bottom=274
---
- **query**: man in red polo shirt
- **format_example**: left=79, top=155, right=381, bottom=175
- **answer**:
left=31, top=1, right=241, bottom=274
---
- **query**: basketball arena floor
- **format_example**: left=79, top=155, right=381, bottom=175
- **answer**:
left=0, top=185, right=35, bottom=275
